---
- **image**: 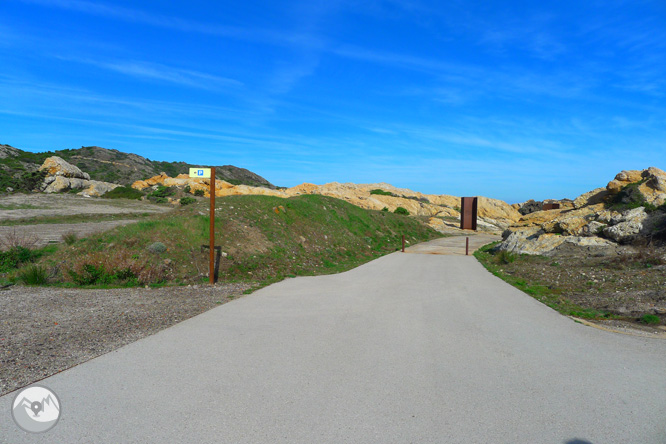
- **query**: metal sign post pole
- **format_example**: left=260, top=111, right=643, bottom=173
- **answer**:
left=209, top=167, right=215, bottom=285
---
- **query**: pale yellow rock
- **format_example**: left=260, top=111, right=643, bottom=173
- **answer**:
left=638, top=166, right=666, bottom=206
left=573, top=187, right=608, bottom=209
left=39, top=156, right=90, bottom=180
left=477, top=196, right=522, bottom=222
left=131, top=175, right=523, bottom=230
left=607, top=170, right=643, bottom=194
left=79, top=180, right=119, bottom=197
left=517, top=208, right=567, bottom=226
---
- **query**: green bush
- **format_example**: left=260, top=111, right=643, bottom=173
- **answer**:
left=17, top=264, right=48, bottom=285
left=68, top=264, right=137, bottom=286
left=149, top=185, right=175, bottom=199
left=147, top=242, right=167, bottom=254
left=62, top=232, right=78, bottom=245
left=640, top=314, right=660, bottom=325
left=194, top=189, right=205, bottom=197
left=0, top=170, right=46, bottom=193
left=0, top=246, right=35, bottom=272
left=180, top=197, right=196, bottom=206
left=607, top=181, right=657, bottom=212
left=394, top=207, right=410, bottom=216
left=370, top=189, right=396, bottom=197
left=153, top=197, right=168, bottom=204
left=102, top=186, right=144, bottom=200
left=381, top=207, right=389, bottom=212
left=496, top=250, right=517, bottom=264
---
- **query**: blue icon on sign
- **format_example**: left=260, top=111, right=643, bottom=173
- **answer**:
left=198, top=170, right=203, bottom=176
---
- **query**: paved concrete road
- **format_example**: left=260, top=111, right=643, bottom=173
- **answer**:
left=404, top=234, right=501, bottom=255
left=2, top=253, right=665, bottom=444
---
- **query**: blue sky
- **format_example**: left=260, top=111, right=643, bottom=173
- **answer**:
left=1, top=0, right=665, bottom=203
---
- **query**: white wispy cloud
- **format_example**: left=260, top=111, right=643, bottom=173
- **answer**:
left=54, top=56, right=242, bottom=90
left=17, top=0, right=324, bottom=49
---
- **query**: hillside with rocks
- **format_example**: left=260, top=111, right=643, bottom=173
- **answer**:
left=132, top=172, right=522, bottom=233
left=499, top=167, right=666, bottom=256
left=0, top=144, right=274, bottom=189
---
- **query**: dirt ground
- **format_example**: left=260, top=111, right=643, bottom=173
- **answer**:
left=493, top=245, right=666, bottom=337
left=0, top=193, right=173, bottom=249
left=0, top=193, right=170, bottom=221
left=0, top=283, right=252, bottom=397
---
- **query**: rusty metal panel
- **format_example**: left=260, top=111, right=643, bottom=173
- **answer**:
left=543, top=203, right=560, bottom=210
left=460, top=197, right=478, bottom=231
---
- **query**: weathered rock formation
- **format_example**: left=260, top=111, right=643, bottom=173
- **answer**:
left=132, top=175, right=522, bottom=232
left=39, top=156, right=120, bottom=197
left=499, top=167, right=666, bottom=255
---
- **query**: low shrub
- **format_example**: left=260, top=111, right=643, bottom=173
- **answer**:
left=68, top=264, right=137, bottom=286
left=394, top=207, right=410, bottom=216
left=180, top=197, right=196, bottom=206
left=381, top=207, right=389, bottom=212
left=0, top=246, right=35, bottom=272
left=148, top=185, right=175, bottom=199
left=62, top=232, right=78, bottom=245
left=496, top=250, right=517, bottom=264
left=147, top=242, right=167, bottom=254
left=370, top=189, right=396, bottom=197
left=102, top=186, right=144, bottom=200
left=194, top=189, right=205, bottom=197
left=183, top=185, right=191, bottom=194
left=17, top=264, right=48, bottom=285
left=640, top=314, right=660, bottom=325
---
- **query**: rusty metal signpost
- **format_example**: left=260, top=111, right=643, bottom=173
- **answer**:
left=460, top=197, right=478, bottom=231
left=189, top=167, right=216, bottom=285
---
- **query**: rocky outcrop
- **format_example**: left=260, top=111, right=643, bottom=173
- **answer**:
left=0, top=144, right=20, bottom=159
left=499, top=228, right=618, bottom=256
left=499, top=166, right=666, bottom=255
left=606, top=170, right=643, bottom=194
left=132, top=175, right=521, bottom=232
left=40, top=156, right=90, bottom=180
left=573, top=187, right=608, bottom=209
left=39, top=156, right=119, bottom=196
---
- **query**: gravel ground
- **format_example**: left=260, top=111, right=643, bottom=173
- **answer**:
left=0, top=283, right=252, bottom=396
left=0, top=193, right=170, bottom=221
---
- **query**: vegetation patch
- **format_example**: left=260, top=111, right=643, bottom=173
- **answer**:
left=474, top=242, right=666, bottom=326
left=607, top=180, right=658, bottom=212
left=370, top=189, right=397, bottom=197
left=31, top=194, right=442, bottom=288
left=102, top=186, right=144, bottom=200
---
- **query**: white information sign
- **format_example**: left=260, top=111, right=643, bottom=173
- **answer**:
left=189, top=168, right=211, bottom=179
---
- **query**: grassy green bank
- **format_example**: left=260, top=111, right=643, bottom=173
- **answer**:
left=5, top=194, right=442, bottom=288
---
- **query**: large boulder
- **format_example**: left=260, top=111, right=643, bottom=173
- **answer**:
left=39, top=156, right=119, bottom=195
left=606, top=170, right=643, bottom=194
left=638, top=167, right=666, bottom=206
left=499, top=228, right=617, bottom=256
left=39, top=156, right=90, bottom=180
left=573, top=187, right=608, bottom=209
left=79, top=180, right=120, bottom=197
left=516, top=200, right=542, bottom=215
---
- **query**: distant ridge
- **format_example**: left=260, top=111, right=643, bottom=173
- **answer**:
left=0, top=144, right=274, bottom=188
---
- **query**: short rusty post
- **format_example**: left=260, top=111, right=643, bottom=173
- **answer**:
left=402, top=235, right=405, bottom=252
left=209, top=167, right=215, bottom=285
left=466, top=237, right=469, bottom=256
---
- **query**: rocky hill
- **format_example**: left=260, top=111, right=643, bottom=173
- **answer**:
left=499, top=167, right=666, bottom=255
left=0, top=144, right=274, bottom=190
left=132, top=173, right=523, bottom=233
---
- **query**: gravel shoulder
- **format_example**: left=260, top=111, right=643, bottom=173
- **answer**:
left=0, top=283, right=252, bottom=396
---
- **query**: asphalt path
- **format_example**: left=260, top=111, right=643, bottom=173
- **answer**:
left=2, top=252, right=665, bottom=443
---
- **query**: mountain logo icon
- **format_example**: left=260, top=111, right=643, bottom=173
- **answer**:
left=11, top=385, right=62, bottom=433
